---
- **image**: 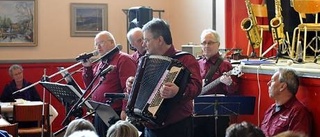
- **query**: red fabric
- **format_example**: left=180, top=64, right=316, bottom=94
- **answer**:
left=260, top=97, right=312, bottom=137
left=82, top=51, right=137, bottom=111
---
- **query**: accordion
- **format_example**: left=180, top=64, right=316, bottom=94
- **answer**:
left=126, top=55, right=190, bottom=126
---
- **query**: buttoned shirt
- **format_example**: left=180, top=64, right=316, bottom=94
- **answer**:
left=130, top=50, right=146, bottom=64
left=198, top=53, right=238, bottom=95
left=82, top=51, right=137, bottom=111
left=260, top=97, right=312, bottom=137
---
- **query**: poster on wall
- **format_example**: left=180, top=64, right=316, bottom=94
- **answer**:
left=0, top=0, right=37, bottom=47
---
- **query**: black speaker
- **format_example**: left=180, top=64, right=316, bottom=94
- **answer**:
left=128, top=6, right=153, bottom=30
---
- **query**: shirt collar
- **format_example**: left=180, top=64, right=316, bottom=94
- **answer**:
left=205, top=53, right=221, bottom=64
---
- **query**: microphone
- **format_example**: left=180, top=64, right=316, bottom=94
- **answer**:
left=76, top=50, right=99, bottom=61
left=104, top=93, right=129, bottom=100
left=100, top=65, right=115, bottom=76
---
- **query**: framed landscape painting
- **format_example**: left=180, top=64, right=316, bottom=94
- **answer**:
left=0, top=0, right=38, bottom=47
left=70, top=3, right=108, bottom=37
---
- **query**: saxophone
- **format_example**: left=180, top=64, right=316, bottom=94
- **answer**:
left=270, top=0, right=288, bottom=53
left=241, top=0, right=262, bottom=49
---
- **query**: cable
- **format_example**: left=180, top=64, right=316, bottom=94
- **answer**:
left=256, top=65, right=262, bottom=126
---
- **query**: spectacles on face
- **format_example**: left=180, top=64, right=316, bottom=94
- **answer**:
left=200, top=41, right=219, bottom=46
left=94, top=41, right=106, bottom=48
left=12, top=71, right=23, bottom=77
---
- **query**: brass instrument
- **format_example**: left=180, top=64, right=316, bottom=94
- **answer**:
left=241, top=0, right=262, bottom=49
left=270, top=0, right=290, bottom=54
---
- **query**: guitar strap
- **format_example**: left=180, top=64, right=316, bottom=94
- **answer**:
left=204, top=57, right=223, bottom=86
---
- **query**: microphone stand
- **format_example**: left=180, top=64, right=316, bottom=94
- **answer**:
left=61, top=63, right=108, bottom=125
left=41, top=68, right=48, bottom=137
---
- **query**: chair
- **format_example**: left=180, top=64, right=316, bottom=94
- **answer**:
left=246, top=4, right=270, bottom=57
left=13, top=103, right=51, bottom=137
left=291, top=0, right=320, bottom=62
left=0, top=123, right=18, bottom=137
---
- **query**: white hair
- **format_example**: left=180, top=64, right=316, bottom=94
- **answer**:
left=67, top=130, right=98, bottom=137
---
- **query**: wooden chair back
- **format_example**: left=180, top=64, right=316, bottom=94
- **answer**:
left=13, top=103, right=50, bottom=137
left=0, top=123, right=18, bottom=137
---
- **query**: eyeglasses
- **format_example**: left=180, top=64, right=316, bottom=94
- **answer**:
left=200, top=41, right=219, bottom=46
left=12, top=71, right=23, bottom=76
left=94, top=41, right=106, bottom=48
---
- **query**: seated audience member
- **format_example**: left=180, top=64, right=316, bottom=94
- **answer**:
left=0, top=64, right=41, bottom=102
left=226, top=121, right=265, bottom=137
left=67, top=130, right=98, bottom=137
left=106, top=120, right=139, bottom=137
left=260, top=68, right=312, bottom=136
left=64, top=118, right=96, bottom=137
left=273, top=131, right=308, bottom=137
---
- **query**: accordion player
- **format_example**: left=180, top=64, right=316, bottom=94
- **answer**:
left=126, top=54, right=191, bottom=126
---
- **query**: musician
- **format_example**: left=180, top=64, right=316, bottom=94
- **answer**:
left=127, top=27, right=146, bottom=63
left=0, top=64, right=41, bottom=102
left=81, top=31, right=137, bottom=137
left=260, top=68, right=312, bottom=136
left=195, top=29, right=239, bottom=137
left=126, top=18, right=202, bottom=137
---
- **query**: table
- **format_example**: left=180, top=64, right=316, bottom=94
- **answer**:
left=0, top=101, right=58, bottom=124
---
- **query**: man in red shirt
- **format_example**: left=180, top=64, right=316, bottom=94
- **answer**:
left=126, top=18, right=202, bottom=137
left=127, top=27, right=146, bottom=63
left=260, top=68, right=312, bottom=137
left=195, top=29, right=239, bottom=137
left=81, top=31, right=137, bottom=137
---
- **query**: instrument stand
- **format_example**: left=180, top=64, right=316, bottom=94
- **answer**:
left=261, top=39, right=293, bottom=63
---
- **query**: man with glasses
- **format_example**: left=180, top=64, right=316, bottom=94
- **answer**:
left=1, top=64, right=41, bottom=102
left=194, top=29, right=238, bottom=137
left=260, top=68, right=312, bottom=136
left=81, top=31, right=137, bottom=137
left=126, top=18, right=202, bottom=137
left=127, top=27, right=146, bottom=63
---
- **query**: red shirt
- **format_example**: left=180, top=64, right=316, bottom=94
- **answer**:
left=260, top=97, right=312, bottom=137
left=82, top=51, right=137, bottom=111
left=130, top=50, right=145, bottom=64
left=152, top=46, right=202, bottom=127
left=198, top=53, right=238, bottom=95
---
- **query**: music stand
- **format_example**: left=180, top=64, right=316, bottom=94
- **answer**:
left=194, top=95, right=255, bottom=116
left=194, top=95, right=256, bottom=137
left=88, top=100, right=119, bottom=127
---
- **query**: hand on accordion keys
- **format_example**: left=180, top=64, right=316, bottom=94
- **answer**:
left=160, top=82, right=179, bottom=99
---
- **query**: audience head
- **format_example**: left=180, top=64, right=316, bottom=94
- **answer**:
left=127, top=27, right=145, bottom=53
left=267, top=68, right=299, bottom=100
left=200, top=29, right=221, bottom=59
left=142, top=18, right=172, bottom=55
left=106, top=120, right=139, bottom=137
left=273, top=131, right=308, bottom=137
left=67, top=130, right=98, bottom=137
left=225, top=121, right=265, bottom=137
left=64, top=118, right=96, bottom=137
left=94, top=31, right=116, bottom=55
left=8, top=64, right=24, bottom=82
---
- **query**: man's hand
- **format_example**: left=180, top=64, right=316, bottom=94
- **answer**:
left=160, top=82, right=179, bottom=99
left=220, top=73, right=233, bottom=86
left=126, top=76, right=135, bottom=93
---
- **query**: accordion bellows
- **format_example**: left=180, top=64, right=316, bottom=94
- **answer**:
left=127, top=55, right=190, bottom=126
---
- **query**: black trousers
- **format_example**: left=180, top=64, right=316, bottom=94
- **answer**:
left=145, top=116, right=193, bottom=137
left=193, top=116, right=229, bottom=137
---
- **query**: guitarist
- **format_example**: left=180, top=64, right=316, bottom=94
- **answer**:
left=194, top=29, right=239, bottom=137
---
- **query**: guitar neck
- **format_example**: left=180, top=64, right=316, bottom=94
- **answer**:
left=200, top=77, right=221, bottom=95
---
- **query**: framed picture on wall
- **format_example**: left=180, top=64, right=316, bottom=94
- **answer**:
left=0, top=0, right=38, bottom=47
left=70, top=3, right=108, bottom=37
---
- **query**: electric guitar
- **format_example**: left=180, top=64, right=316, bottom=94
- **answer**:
left=200, top=65, right=243, bottom=95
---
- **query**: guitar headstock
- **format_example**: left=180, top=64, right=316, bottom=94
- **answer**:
left=230, top=65, right=243, bottom=77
